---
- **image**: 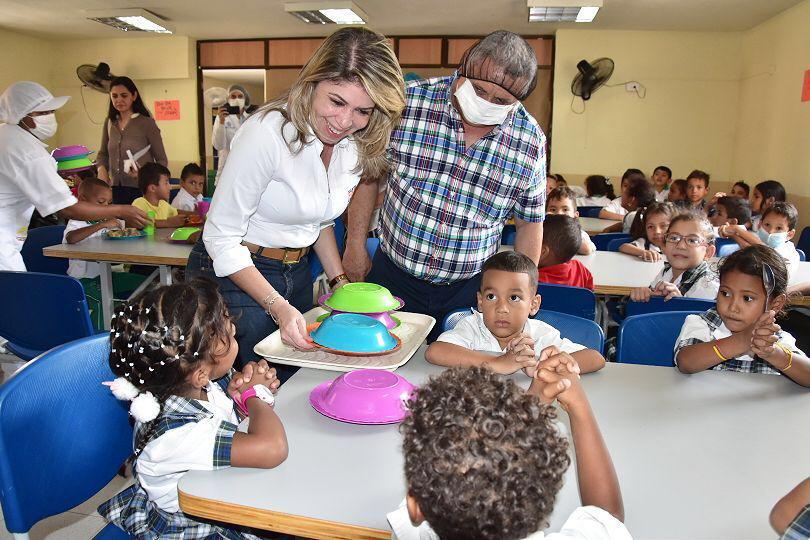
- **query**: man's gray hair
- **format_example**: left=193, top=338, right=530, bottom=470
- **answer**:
left=459, top=31, right=538, bottom=100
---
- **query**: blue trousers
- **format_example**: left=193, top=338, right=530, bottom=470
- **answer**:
left=365, top=249, right=481, bottom=343
left=186, top=240, right=313, bottom=382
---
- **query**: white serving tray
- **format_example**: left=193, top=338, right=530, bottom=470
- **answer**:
left=253, top=307, right=435, bottom=372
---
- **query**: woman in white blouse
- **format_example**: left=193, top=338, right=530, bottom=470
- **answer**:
left=187, top=28, right=405, bottom=372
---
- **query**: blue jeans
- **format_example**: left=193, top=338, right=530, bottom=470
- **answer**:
left=366, top=249, right=481, bottom=343
left=186, top=239, right=313, bottom=382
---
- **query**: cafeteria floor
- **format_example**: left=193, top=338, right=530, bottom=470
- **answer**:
left=0, top=352, right=133, bottom=539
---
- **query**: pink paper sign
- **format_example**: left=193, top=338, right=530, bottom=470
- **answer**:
left=803, top=70, right=810, bottom=102
left=154, top=100, right=180, bottom=120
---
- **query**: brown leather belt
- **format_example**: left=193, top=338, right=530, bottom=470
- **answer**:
left=242, top=242, right=309, bottom=264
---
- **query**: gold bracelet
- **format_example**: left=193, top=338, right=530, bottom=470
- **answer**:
left=777, top=342, right=793, bottom=371
left=712, top=344, right=728, bottom=362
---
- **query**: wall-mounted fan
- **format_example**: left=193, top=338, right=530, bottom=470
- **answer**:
left=203, top=87, right=229, bottom=108
left=571, top=58, right=614, bottom=100
left=76, top=62, right=117, bottom=93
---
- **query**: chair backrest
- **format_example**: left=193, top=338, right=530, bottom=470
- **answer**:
left=20, top=225, right=68, bottom=274
left=797, top=226, right=810, bottom=255
left=578, top=206, right=603, bottom=218
left=797, top=248, right=806, bottom=262
left=606, top=237, right=630, bottom=252
left=501, top=224, right=516, bottom=246
left=442, top=308, right=604, bottom=353
left=537, top=282, right=597, bottom=320
left=616, top=311, right=699, bottom=367
left=593, top=233, right=630, bottom=251
left=714, top=237, right=735, bottom=250
left=366, top=237, right=380, bottom=259
left=0, top=334, right=132, bottom=534
left=0, top=272, right=95, bottom=357
left=535, top=310, right=604, bottom=353
left=717, top=242, right=741, bottom=257
left=625, top=297, right=715, bottom=317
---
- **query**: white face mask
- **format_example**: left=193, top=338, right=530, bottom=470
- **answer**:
left=228, top=98, right=245, bottom=109
left=757, top=228, right=788, bottom=248
left=454, top=79, right=517, bottom=126
left=28, top=113, right=57, bottom=140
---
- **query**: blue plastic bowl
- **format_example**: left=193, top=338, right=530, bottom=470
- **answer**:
left=311, top=313, right=397, bottom=353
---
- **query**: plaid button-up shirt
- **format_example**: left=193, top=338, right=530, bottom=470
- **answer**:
left=379, top=74, right=546, bottom=284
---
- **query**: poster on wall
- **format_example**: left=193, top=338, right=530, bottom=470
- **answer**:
left=802, top=70, right=810, bottom=102
left=155, top=100, right=181, bottom=120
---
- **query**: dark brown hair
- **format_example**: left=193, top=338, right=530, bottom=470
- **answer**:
left=546, top=186, right=578, bottom=210
left=482, top=250, right=539, bottom=285
left=762, top=202, right=798, bottom=230
left=629, top=201, right=678, bottom=241
left=686, top=169, right=710, bottom=187
left=719, top=245, right=789, bottom=315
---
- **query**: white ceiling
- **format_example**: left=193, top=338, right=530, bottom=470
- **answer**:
left=0, top=0, right=804, bottom=40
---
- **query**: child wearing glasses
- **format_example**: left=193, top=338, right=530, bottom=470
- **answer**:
left=674, top=245, right=810, bottom=386
left=630, top=211, right=719, bottom=302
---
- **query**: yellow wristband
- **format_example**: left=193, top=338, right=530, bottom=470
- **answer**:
left=712, top=344, right=728, bottom=362
left=777, top=342, right=793, bottom=371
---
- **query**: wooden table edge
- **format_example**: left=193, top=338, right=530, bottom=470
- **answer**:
left=178, top=488, right=391, bottom=540
left=42, top=246, right=189, bottom=267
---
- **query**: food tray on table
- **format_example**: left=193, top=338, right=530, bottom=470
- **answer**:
left=254, top=307, right=435, bottom=372
left=106, top=228, right=146, bottom=240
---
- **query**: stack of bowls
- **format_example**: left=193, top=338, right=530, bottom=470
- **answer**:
left=317, top=282, right=404, bottom=330
left=51, top=145, right=94, bottom=175
left=309, top=369, right=416, bottom=424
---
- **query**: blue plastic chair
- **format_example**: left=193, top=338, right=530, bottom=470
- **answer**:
left=538, top=282, right=597, bottom=321
left=366, top=237, right=380, bottom=258
left=20, top=225, right=68, bottom=274
left=616, top=311, right=699, bottom=367
left=0, top=334, right=133, bottom=539
left=797, top=227, right=810, bottom=255
left=442, top=308, right=604, bottom=353
left=501, top=224, right=516, bottom=245
left=593, top=233, right=630, bottom=251
left=578, top=206, right=603, bottom=218
left=797, top=248, right=806, bottom=262
left=625, top=297, right=715, bottom=317
left=310, top=217, right=346, bottom=283
left=717, top=242, right=741, bottom=257
left=0, top=271, right=96, bottom=360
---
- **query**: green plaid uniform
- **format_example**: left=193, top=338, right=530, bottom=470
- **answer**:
left=379, top=74, right=546, bottom=284
left=99, top=376, right=261, bottom=539
left=782, top=505, right=810, bottom=540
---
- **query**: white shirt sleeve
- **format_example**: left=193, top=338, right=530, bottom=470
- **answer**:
left=212, top=117, right=227, bottom=151
left=542, top=506, right=632, bottom=540
left=18, top=153, right=77, bottom=217
left=603, top=198, right=627, bottom=216
left=673, top=313, right=712, bottom=364
left=580, top=229, right=596, bottom=253
left=683, top=273, right=720, bottom=300
left=202, top=117, right=280, bottom=277
left=387, top=501, right=440, bottom=540
left=434, top=312, right=481, bottom=349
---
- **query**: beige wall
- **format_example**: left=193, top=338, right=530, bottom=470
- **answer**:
left=551, top=29, right=742, bottom=184
left=0, top=28, right=53, bottom=93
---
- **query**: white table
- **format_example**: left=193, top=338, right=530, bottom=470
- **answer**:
left=42, top=229, right=192, bottom=329
left=178, top=350, right=810, bottom=540
left=579, top=216, right=620, bottom=235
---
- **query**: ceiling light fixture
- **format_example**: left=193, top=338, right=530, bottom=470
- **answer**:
left=284, top=2, right=367, bottom=24
left=87, top=8, right=173, bottom=34
left=527, top=0, right=602, bottom=22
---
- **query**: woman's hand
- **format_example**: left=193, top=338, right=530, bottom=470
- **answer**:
left=114, top=205, right=149, bottom=228
left=271, top=299, right=315, bottom=350
left=218, top=106, right=229, bottom=125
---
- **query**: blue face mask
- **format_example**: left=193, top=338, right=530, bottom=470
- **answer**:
left=757, top=228, right=788, bottom=248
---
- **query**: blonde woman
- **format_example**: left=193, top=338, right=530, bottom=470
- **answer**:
left=187, top=27, right=405, bottom=376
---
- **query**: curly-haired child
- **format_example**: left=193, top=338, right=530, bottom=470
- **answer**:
left=98, top=279, right=288, bottom=538
left=388, top=364, right=630, bottom=539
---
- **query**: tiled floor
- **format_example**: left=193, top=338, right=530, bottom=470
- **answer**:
left=0, top=353, right=133, bottom=539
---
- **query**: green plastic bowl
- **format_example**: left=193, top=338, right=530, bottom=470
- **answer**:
left=56, top=156, right=93, bottom=171
left=320, top=283, right=404, bottom=313
left=169, top=226, right=201, bottom=242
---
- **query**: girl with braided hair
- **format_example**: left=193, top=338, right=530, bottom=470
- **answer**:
left=98, top=278, right=288, bottom=539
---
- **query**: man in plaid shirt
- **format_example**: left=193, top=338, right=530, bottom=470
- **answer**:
left=344, top=31, right=547, bottom=341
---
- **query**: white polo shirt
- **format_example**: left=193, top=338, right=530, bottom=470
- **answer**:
left=0, top=123, right=77, bottom=271
left=170, top=187, right=202, bottom=212
left=203, top=110, right=361, bottom=277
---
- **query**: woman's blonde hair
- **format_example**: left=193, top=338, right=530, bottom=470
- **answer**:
left=258, top=27, right=405, bottom=180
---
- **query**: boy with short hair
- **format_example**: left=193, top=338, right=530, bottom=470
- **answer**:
left=132, top=163, right=186, bottom=228
left=652, top=165, right=672, bottom=202
left=389, top=365, right=629, bottom=540
left=537, top=214, right=595, bottom=290
left=171, top=162, right=205, bottom=213
left=709, top=195, right=752, bottom=229
left=720, top=202, right=801, bottom=273
left=425, top=250, right=605, bottom=375
left=685, top=169, right=710, bottom=211
left=546, top=187, right=596, bottom=254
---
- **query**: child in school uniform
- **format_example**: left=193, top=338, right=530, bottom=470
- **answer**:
left=667, top=179, right=688, bottom=206
left=576, top=175, right=615, bottom=207
left=674, top=245, right=810, bottom=387
left=602, top=178, right=656, bottom=234
left=132, top=163, right=187, bottom=228
left=425, top=250, right=605, bottom=375
left=388, top=364, right=630, bottom=540
left=537, top=214, right=595, bottom=290
left=171, top=163, right=205, bottom=213
left=546, top=186, right=596, bottom=254
left=685, top=169, right=710, bottom=212
left=730, top=181, right=750, bottom=199
left=99, top=279, right=288, bottom=538
left=599, top=168, right=644, bottom=220
left=651, top=165, right=672, bottom=202
left=619, top=201, right=677, bottom=262
left=750, top=180, right=787, bottom=231
left=771, top=478, right=810, bottom=540
left=630, top=211, right=719, bottom=302
left=708, top=195, right=752, bottom=231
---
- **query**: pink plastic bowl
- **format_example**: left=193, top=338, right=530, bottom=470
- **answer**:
left=309, top=369, right=416, bottom=424
left=325, top=309, right=400, bottom=330
left=196, top=200, right=211, bottom=217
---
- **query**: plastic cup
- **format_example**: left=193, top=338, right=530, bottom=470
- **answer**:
left=144, top=211, right=156, bottom=236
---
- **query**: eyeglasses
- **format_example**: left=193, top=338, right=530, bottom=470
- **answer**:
left=665, top=233, right=708, bottom=247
